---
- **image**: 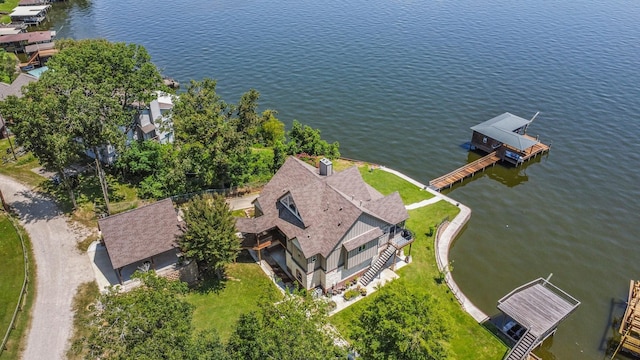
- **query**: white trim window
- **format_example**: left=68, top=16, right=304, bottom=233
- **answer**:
left=280, top=194, right=302, bottom=221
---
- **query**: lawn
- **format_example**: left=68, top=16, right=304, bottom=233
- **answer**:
left=0, top=214, right=34, bottom=360
left=331, top=187, right=507, bottom=358
left=0, top=0, right=19, bottom=23
left=185, top=251, right=280, bottom=340
left=358, top=166, right=433, bottom=205
left=0, top=215, right=24, bottom=341
left=0, top=138, right=46, bottom=188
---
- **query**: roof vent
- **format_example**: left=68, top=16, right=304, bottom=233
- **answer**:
left=319, top=158, right=333, bottom=176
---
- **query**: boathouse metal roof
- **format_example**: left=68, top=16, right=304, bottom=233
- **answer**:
left=10, top=5, right=50, bottom=17
left=497, top=278, right=580, bottom=337
left=471, top=112, right=538, bottom=151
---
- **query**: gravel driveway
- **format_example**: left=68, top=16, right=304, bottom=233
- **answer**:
left=0, top=175, right=93, bottom=360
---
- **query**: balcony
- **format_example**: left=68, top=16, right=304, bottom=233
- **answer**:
left=391, top=228, right=414, bottom=249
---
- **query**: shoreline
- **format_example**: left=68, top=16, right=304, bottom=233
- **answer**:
left=379, top=166, right=489, bottom=323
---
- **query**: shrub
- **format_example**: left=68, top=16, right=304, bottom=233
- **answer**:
left=343, top=289, right=359, bottom=301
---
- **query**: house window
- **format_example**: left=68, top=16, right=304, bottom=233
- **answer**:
left=310, top=255, right=317, bottom=263
left=357, top=245, right=366, bottom=253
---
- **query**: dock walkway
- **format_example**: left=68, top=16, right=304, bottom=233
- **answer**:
left=429, top=151, right=500, bottom=191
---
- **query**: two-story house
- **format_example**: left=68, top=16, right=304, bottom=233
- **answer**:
left=236, top=157, right=414, bottom=291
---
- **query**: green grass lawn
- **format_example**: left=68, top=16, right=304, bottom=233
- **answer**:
left=0, top=138, right=46, bottom=188
left=0, top=214, right=24, bottom=341
left=0, top=214, right=34, bottom=360
left=331, top=183, right=507, bottom=359
left=185, top=252, right=280, bottom=340
left=358, top=166, right=433, bottom=205
left=0, top=0, right=19, bottom=23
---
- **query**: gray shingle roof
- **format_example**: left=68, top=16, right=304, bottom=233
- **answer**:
left=471, top=112, right=538, bottom=151
left=236, top=157, right=408, bottom=258
left=0, top=73, right=38, bottom=100
left=99, top=198, right=182, bottom=269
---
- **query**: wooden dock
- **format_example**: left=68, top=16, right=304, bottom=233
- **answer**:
left=429, top=152, right=500, bottom=191
left=611, top=280, right=640, bottom=359
left=429, top=137, right=550, bottom=192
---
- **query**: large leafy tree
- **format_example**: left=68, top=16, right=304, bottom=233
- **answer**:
left=287, top=119, right=340, bottom=159
left=79, top=272, right=227, bottom=360
left=36, top=39, right=162, bottom=213
left=351, top=284, right=451, bottom=360
left=172, top=79, right=252, bottom=188
left=0, top=82, right=82, bottom=207
left=227, top=291, right=346, bottom=359
left=179, top=193, right=241, bottom=279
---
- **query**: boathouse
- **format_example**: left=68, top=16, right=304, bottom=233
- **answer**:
left=470, top=112, right=548, bottom=166
left=497, top=277, right=580, bottom=360
left=9, top=5, right=51, bottom=26
left=428, top=112, right=550, bottom=191
left=0, top=30, right=55, bottom=53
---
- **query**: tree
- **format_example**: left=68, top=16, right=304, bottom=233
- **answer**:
left=38, top=39, right=163, bottom=213
left=258, top=109, right=285, bottom=146
left=227, top=291, right=346, bottom=359
left=235, top=88, right=261, bottom=137
left=179, top=193, right=241, bottom=279
left=172, top=79, right=252, bottom=188
left=0, top=50, right=16, bottom=84
left=0, top=83, right=82, bottom=208
left=351, top=284, right=451, bottom=360
left=287, top=120, right=340, bottom=159
left=79, top=271, right=227, bottom=360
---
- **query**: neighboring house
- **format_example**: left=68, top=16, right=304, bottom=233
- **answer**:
left=129, top=91, right=175, bottom=144
left=88, top=91, right=176, bottom=164
left=9, top=5, right=51, bottom=26
left=98, top=198, right=184, bottom=284
left=0, top=73, right=38, bottom=101
left=236, top=157, right=414, bottom=291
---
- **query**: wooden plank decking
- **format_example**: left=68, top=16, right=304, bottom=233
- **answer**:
left=429, top=151, right=500, bottom=191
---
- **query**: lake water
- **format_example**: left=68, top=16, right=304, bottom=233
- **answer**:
left=43, top=0, right=640, bottom=358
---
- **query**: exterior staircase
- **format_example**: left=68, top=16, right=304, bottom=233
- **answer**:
left=504, top=330, right=538, bottom=360
left=359, top=245, right=396, bottom=286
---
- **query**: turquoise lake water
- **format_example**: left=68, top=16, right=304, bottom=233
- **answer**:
left=42, top=0, right=640, bottom=358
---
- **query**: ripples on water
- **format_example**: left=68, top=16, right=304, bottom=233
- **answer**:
left=47, top=0, right=640, bottom=358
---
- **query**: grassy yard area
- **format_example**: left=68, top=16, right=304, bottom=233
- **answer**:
left=331, top=188, right=507, bottom=358
left=0, top=215, right=25, bottom=343
left=358, top=166, right=433, bottom=205
left=0, top=214, right=35, bottom=360
left=0, top=138, right=46, bottom=188
left=0, top=0, right=19, bottom=23
left=185, top=251, right=280, bottom=340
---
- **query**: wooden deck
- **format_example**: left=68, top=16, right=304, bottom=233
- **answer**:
left=611, top=280, right=640, bottom=358
left=429, top=151, right=500, bottom=191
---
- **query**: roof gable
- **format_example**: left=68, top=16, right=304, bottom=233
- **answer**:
left=242, top=157, right=408, bottom=258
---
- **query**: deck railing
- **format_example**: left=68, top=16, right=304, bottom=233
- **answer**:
left=498, top=277, right=581, bottom=309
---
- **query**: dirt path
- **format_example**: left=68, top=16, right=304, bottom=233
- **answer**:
left=0, top=175, right=93, bottom=360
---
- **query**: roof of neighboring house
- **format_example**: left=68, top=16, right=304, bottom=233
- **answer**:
left=24, top=41, right=55, bottom=53
left=471, top=112, right=538, bottom=151
left=0, top=30, right=54, bottom=44
left=19, top=0, right=49, bottom=5
left=10, top=5, right=50, bottom=17
left=99, top=198, right=182, bottom=269
left=236, top=157, right=408, bottom=258
left=0, top=73, right=38, bottom=100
